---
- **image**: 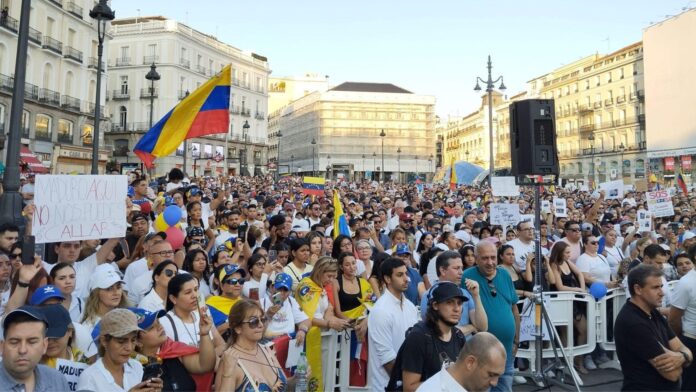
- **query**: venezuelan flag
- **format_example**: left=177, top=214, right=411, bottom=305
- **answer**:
left=449, top=158, right=457, bottom=190
left=302, top=176, right=325, bottom=196
left=333, top=190, right=350, bottom=239
left=134, top=65, right=231, bottom=168
left=677, top=169, right=689, bottom=195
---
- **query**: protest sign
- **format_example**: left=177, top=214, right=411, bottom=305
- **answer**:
left=491, top=176, right=520, bottom=197
left=32, top=175, right=128, bottom=243
left=520, top=214, right=535, bottom=225
left=56, top=358, right=88, bottom=391
left=599, top=180, right=624, bottom=200
left=553, top=198, right=567, bottom=217
left=647, top=190, right=675, bottom=218
left=489, top=203, right=520, bottom=227
left=541, top=200, right=551, bottom=214
left=519, top=297, right=550, bottom=341
left=637, top=210, right=652, bottom=232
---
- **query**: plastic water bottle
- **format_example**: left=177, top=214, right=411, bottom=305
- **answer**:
left=295, top=351, right=308, bottom=391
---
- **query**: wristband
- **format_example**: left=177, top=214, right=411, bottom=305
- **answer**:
left=18, top=281, right=30, bottom=288
left=681, top=351, right=692, bottom=367
left=298, top=327, right=308, bottom=334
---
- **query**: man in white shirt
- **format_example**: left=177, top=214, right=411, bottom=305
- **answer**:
left=506, top=220, right=547, bottom=272
left=669, top=267, right=696, bottom=391
left=129, top=240, right=175, bottom=305
left=368, top=257, right=419, bottom=391
left=417, top=332, right=507, bottom=392
left=123, top=232, right=167, bottom=294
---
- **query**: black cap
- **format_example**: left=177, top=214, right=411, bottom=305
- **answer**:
left=2, top=305, right=48, bottom=331
left=144, top=231, right=167, bottom=242
left=427, top=281, right=467, bottom=304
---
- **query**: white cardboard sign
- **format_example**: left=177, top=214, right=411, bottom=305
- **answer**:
left=647, top=190, right=675, bottom=218
left=32, top=175, right=128, bottom=243
left=491, top=176, right=520, bottom=197
left=553, top=198, right=567, bottom=217
left=489, top=203, right=520, bottom=227
left=56, top=358, right=88, bottom=391
left=599, top=180, right=624, bottom=200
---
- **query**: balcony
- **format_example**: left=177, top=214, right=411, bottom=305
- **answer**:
left=230, top=106, right=240, bottom=115
left=114, top=57, right=131, bottom=67
left=48, top=0, right=63, bottom=6
left=0, top=14, right=19, bottom=33
left=142, top=55, right=159, bottom=65
left=112, top=90, right=130, bottom=100
left=35, top=130, right=51, bottom=141
left=87, top=57, right=104, bottom=70
left=593, top=101, right=602, bottom=109
left=133, top=122, right=150, bottom=132
left=140, top=88, right=158, bottom=98
left=578, top=105, right=593, bottom=114
left=637, top=89, right=645, bottom=101
left=241, top=108, right=251, bottom=117
left=616, top=95, right=626, bottom=104
left=66, top=2, right=83, bottom=18
left=604, top=98, right=613, bottom=107
left=42, top=36, right=63, bottom=55
left=38, top=88, right=61, bottom=106
left=28, top=27, right=42, bottom=45
left=82, top=102, right=104, bottom=116
left=579, top=124, right=594, bottom=133
left=21, top=127, right=29, bottom=138
left=61, top=95, right=81, bottom=112
left=180, top=58, right=190, bottom=69
left=0, top=73, right=13, bottom=93
left=196, top=65, right=207, bottom=75
left=178, top=90, right=189, bottom=100
left=63, top=46, right=83, bottom=63
left=24, top=83, right=38, bottom=101
left=582, top=147, right=596, bottom=156
left=255, top=112, right=265, bottom=120
left=57, top=133, right=73, bottom=144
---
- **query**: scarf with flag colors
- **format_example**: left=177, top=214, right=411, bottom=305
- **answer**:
left=333, top=190, right=350, bottom=239
left=296, top=277, right=325, bottom=392
left=342, top=278, right=375, bottom=387
left=134, top=65, right=231, bottom=168
left=302, top=176, right=325, bottom=196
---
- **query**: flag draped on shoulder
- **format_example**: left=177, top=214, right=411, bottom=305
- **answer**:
left=333, top=190, right=350, bottom=239
left=134, top=65, right=231, bottom=168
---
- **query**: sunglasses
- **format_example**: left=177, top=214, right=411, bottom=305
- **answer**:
left=223, top=278, right=245, bottom=286
left=10, top=253, right=21, bottom=259
left=487, top=279, right=497, bottom=297
left=162, top=269, right=176, bottom=277
left=242, top=316, right=268, bottom=329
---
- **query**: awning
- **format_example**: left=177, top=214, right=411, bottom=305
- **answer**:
left=20, top=146, right=49, bottom=173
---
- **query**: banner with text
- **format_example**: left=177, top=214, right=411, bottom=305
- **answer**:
left=489, top=203, right=520, bottom=228
left=647, top=190, right=674, bottom=218
left=32, top=175, right=128, bottom=243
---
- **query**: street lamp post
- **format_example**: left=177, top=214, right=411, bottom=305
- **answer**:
left=242, top=120, right=250, bottom=176
left=89, top=0, right=115, bottom=175
left=327, top=154, right=331, bottom=180
left=618, top=142, right=626, bottom=180
left=276, top=130, right=283, bottom=181
left=373, top=152, right=376, bottom=178
left=428, top=154, right=433, bottom=182
left=474, top=55, right=506, bottom=180
left=397, top=147, right=401, bottom=183
left=145, top=63, right=160, bottom=177
left=362, top=154, right=366, bottom=181
left=415, top=155, right=419, bottom=181
left=311, top=138, right=317, bottom=176
left=290, top=154, right=294, bottom=175
left=181, top=90, right=190, bottom=176
left=588, top=134, right=595, bottom=185
left=379, top=129, right=386, bottom=182
left=0, top=0, right=34, bottom=229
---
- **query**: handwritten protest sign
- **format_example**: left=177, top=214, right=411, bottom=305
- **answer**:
left=647, top=190, right=674, bottom=218
left=32, top=175, right=128, bottom=243
left=553, top=198, right=567, bottom=217
left=541, top=200, right=551, bottom=214
left=491, top=176, right=520, bottom=197
left=56, top=358, right=88, bottom=391
left=519, top=298, right=550, bottom=341
left=637, top=210, right=652, bottom=232
left=599, top=180, right=624, bottom=200
left=489, top=203, right=520, bottom=228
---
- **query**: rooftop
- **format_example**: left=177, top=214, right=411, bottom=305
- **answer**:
left=330, top=82, right=412, bottom=94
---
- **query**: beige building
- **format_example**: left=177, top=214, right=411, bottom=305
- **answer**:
left=104, top=16, right=270, bottom=177
left=0, top=0, right=111, bottom=173
left=276, top=82, right=436, bottom=181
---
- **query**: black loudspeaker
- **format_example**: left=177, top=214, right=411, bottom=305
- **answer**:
left=509, top=99, right=559, bottom=177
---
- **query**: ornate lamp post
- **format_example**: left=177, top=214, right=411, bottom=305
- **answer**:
left=380, top=129, right=386, bottom=182
left=588, top=134, right=595, bottom=185
left=474, top=55, right=506, bottom=179
left=242, top=120, right=250, bottom=176
left=310, top=138, right=316, bottom=176
left=397, top=147, right=402, bottom=183
left=276, top=130, right=282, bottom=180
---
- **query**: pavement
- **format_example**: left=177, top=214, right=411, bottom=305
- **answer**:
left=513, top=368, right=623, bottom=391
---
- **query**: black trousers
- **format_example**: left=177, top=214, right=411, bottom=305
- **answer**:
left=681, top=334, right=696, bottom=392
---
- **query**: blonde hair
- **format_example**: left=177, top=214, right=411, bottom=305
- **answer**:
left=310, top=256, right=338, bottom=283
left=80, top=286, right=131, bottom=326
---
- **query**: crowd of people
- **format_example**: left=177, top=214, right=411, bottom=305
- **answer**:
left=0, top=168, right=694, bottom=391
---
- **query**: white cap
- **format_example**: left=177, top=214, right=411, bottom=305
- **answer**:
left=292, top=219, right=310, bottom=233
left=683, top=231, right=696, bottom=241
left=89, top=264, right=125, bottom=292
left=454, top=230, right=472, bottom=243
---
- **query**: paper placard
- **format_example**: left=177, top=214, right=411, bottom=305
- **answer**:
left=32, top=175, right=128, bottom=243
left=519, top=298, right=550, bottom=342
left=56, top=358, right=88, bottom=391
left=491, top=176, right=520, bottom=197
left=286, top=339, right=302, bottom=368
left=599, top=180, right=624, bottom=200
left=647, top=190, right=675, bottom=218
left=635, top=180, right=648, bottom=192
left=520, top=214, right=535, bottom=225
left=489, top=203, right=520, bottom=227
left=541, top=200, right=551, bottom=214
left=552, top=198, right=567, bottom=217
left=637, top=210, right=652, bottom=232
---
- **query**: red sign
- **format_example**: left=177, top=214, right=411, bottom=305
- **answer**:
left=665, top=157, right=675, bottom=171
left=682, top=156, right=692, bottom=171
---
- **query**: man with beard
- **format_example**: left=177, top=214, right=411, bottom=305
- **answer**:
left=0, top=223, right=19, bottom=254
left=214, top=209, right=241, bottom=248
left=389, top=281, right=467, bottom=392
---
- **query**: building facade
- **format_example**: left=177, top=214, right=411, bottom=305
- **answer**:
left=0, top=0, right=110, bottom=174
left=104, top=16, right=270, bottom=177
left=277, top=82, right=436, bottom=182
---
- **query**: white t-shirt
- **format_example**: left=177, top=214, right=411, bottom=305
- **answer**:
left=242, top=273, right=271, bottom=302
left=214, top=231, right=236, bottom=248
left=77, top=358, right=143, bottom=392
left=261, top=296, right=309, bottom=336
left=123, top=258, right=148, bottom=296
left=165, top=182, right=184, bottom=193
left=68, top=296, right=84, bottom=323
left=603, top=245, right=624, bottom=279
left=667, top=270, right=696, bottom=335
left=44, top=254, right=100, bottom=300
left=138, top=289, right=165, bottom=312
left=416, top=366, right=468, bottom=392
left=129, top=270, right=154, bottom=305
left=507, top=239, right=548, bottom=271
left=161, top=310, right=212, bottom=347
left=576, top=253, right=612, bottom=284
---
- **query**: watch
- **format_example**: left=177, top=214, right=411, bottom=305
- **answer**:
left=17, top=281, right=30, bottom=288
left=681, top=351, right=692, bottom=367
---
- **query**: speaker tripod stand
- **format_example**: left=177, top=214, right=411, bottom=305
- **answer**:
left=517, top=185, right=581, bottom=391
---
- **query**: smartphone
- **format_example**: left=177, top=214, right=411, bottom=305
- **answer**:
left=272, top=292, right=283, bottom=306
left=668, top=222, right=680, bottom=235
left=142, top=363, right=163, bottom=382
left=21, top=236, right=35, bottom=265
left=238, top=224, right=248, bottom=241
left=268, top=250, right=278, bottom=263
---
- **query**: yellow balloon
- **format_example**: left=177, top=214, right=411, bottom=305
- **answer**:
left=154, top=214, right=169, bottom=232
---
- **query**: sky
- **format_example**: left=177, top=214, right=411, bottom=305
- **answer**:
left=112, top=0, right=690, bottom=118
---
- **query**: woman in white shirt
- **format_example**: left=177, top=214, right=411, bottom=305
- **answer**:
left=181, top=249, right=212, bottom=299
left=601, top=229, right=624, bottom=279
left=138, top=261, right=178, bottom=312
left=243, top=253, right=275, bottom=301
left=49, top=262, right=84, bottom=323
left=77, top=309, right=163, bottom=392
left=81, top=264, right=131, bottom=332
left=576, top=236, right=620, bottom=288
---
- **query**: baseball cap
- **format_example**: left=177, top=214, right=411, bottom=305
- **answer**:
left=99, top=309, right=142, bottom=338
left=2, top=305, right=48, bottom=331
left=454, top=230, right=472, bottom=243
left=248, top=199, right=258, bottom=207
left=292, top=219, right=310, bottom=233
left=427, top=281, right=467, bottom=304
left=89, top=264, right=125, bottom=292
left=619, top=220, right=634, bottom=227
left=29, top=284, right=65, bottom=306
left=128, top=307, right=166, bottom=330
left=395, top=243, right=411, bottom=255
left=446, top=198, right=455, bottom=203
left=131, top=213, right=149, bottom=224
left=218, top=264, right=247, bottom=283
left=274, top=273, right=293, bottom=291
left=187, top=187, right=202, bottom=197
left=683, top=231, right=696, bottom=241
left=581, top=223, right=593, bottom=232
left=399, top=213, right=414, bottom=222
left=41, top=304, right=72, bottom=339
left=164, top=196, right=175, bottom=206
left=144, top=231, right=167, bottom=242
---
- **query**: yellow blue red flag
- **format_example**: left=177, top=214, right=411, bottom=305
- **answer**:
left=135, top=65, right=231, bottom=168
left=333, top=190, right=350, bottom=239
left=302, top=176, right=325, bottom=196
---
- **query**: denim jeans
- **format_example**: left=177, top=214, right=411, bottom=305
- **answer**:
left=491, top=351, right=514, bottom=392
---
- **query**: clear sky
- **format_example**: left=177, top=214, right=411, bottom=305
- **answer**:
left=112, top=0, right=689, bottom=118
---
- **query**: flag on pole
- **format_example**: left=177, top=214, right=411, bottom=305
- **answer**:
left=677, top=169, right=689, bottom=195
left=449, top=158, right=457, bottom=190
left=134, top=65, right=231, bottom=168
left=333, top=190, right=350, bottom=239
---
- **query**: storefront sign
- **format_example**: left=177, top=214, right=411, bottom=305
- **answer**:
left=682, top=156, right=692, bottom=171
left=664, top=157, right=675, bottom=171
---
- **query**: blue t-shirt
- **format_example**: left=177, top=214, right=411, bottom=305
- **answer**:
left=420, top=285, right=475, bottom=326
left=404, top=267, right=423, bottom=306
left=462, top=266, right=518, bottom=356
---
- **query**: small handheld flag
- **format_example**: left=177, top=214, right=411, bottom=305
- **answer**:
left=302, top=177, right=325, bottom=196
left=677, top=169, right=689, bottom=195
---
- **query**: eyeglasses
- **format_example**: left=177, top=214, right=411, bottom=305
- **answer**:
left=487, top=279, right=497, bottom=297
left=241, top=316, right=268, bottom=329
left=153, top=250, right=175, bottom=256
left=567, top=228, right=580, bottom=232
left=10, top=253, right=21, bottom=259
left=162, top=269, right=176, bottom=277
left=223, top=278, right=245, bottom=286
left=432, top=226, right=442, bottom=231
left=588, top=241, right=599, bottom=245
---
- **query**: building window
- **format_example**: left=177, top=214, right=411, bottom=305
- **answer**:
left=120, top=76, right=128, bottom=93
left=35, top=114, right=51, bottom=141
left=21, top=110, right=30, bottom=138
left=0, top=104, right=5, bottom=132
left=619, top=67, right=625, bottom=79
left=120, top=46, right=129, bottom=61
left=114, top=139, right=129, bottom=156
left=585, top=80, right=590, bottom=90
left=81, top=124, right=93, bottom=146
left=119, top=106, right=127, bottom=128
left=204, top=144, right=212, bottom=158
left=58, top=119, right=73, bottom=143
left=191, top=142, right=201, bottom=158
left=595, top=76, right=600, bottom=86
